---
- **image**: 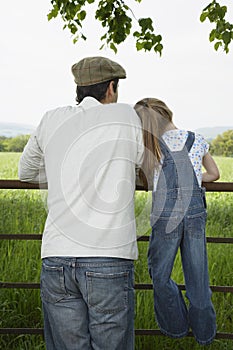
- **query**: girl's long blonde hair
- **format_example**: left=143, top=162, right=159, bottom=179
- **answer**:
left=134, top=98, right=173, bottom=189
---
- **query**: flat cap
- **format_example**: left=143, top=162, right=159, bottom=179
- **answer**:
left=71, top=56, right=126, bottom=86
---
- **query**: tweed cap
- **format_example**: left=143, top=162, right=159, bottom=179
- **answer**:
left=71, top=56, right=126, bottom=86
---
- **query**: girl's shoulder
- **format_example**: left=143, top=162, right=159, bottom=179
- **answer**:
left=192, top=132, right=209, bottom=154
left=193, top=131, right=206, bottom=141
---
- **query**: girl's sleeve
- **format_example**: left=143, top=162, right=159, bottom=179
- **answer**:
left=202, top=137, right=210, bottom=155
left=196, top=133, right=209, bottom=155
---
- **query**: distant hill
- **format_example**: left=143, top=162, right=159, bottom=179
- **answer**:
left=0, top=122, right=232, bottom=140
left=195, top=126, right=233, bottom=141
left=0, top=122, right=35, bottom=137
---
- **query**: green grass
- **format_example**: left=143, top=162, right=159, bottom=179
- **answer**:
left=0, top=153, right=233, bottom=349
left=0, top=152, right=21, bottom=179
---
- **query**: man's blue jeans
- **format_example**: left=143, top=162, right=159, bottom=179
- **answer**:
left=40, top=257, right=135, bottom=350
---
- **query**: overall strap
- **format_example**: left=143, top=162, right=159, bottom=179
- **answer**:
left=158, top=138, right=171, bottom=158
left=184, top=131, right=195, bottom=152
left=182, top=131, right=201, bottom=189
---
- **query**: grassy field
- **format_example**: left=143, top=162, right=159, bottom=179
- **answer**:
left=0, top=153, right=233, bottom=349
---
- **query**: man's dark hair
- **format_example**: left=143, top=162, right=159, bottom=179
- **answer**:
left=76, top=78, right=119, bottom=104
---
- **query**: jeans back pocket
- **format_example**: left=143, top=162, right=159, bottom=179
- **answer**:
left=86, top=271, right=129, bottom=314
left=41, top=261, right=67, bottom=303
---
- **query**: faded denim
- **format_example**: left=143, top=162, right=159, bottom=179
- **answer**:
left=148, top=132, right=216, bottom=345
left=40, top=256, right=134, bottom=350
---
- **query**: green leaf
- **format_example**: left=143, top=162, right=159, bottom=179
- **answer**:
left=47, top=6, right=59, bottom=21
left=154, top=43, right=163, bottom=55
left=133, top=31, right=141, bottom=38
left=69, top=24, right=77, bottom=35
left=216, top=5, right=227, bottom=20
left=139, top=18, right=153, bottom=32
left=100, top=33, right=107, bottom=41
left=200, top=12, right=208, bottom=23
left=144, top=42, right=152, bottom=51
left=222, top=31, right=231, bottom=45
left=216, top=20, right=225, bottom=33
left=123, top=4, right=129, bottom=11
left=136, top=41, right=144, bottom=51
left=214, top=41, right=222, bottom=51
left=110, top=42, right=117, bottom=53
left=78, top=10, right=86, bottom=21
left=209, top=29, right=216, bottom=42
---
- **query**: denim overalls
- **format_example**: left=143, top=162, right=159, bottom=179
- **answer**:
left=148, top=131, right=216, bottom=345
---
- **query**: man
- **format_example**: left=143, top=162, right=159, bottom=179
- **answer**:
left=18, top=56, right=144, bottom=350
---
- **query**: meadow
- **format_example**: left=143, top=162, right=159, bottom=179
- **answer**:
left=0, top=153, right=233, bottom=350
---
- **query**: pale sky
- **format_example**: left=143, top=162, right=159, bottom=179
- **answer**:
left=0, top=0, right=233, bottom=130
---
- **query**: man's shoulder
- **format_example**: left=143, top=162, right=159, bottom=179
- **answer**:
left=106, top=102, right=134, bottom=111
left=105, top=104, right=142, bottom=130
left=46, top=105, right=76, bottom=116
left=42, top=105, right=79, bottom=124
left=103, top=103, right=140, bottom=121
left=37, top=106, right=79, bottom=134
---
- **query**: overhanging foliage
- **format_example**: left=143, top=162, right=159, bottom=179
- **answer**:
left=47, top=0, right=233, bottom=54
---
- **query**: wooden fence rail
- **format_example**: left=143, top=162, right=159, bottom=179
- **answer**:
left=1, top=179, right=233, bottom=191
left=0, top=180, right=233, bottom=341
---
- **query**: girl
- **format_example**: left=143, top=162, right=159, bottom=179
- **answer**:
left=134, top=98, right=220, bottom=345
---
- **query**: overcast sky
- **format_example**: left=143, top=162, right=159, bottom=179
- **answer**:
left=0, top=0, right=233, bottom=131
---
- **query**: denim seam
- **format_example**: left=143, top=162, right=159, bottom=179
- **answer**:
left=194, top=326, right=217, bottom=346
left=158, top=322, right=189, bottom=339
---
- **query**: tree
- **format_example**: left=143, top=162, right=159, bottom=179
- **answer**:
left=0, top=136, right=7, bottom=152
left=47, top=0, right=233, bottom=55
left=5, top=135, right=30, bottom=153
left=211, top=129, right=233, bottom=157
